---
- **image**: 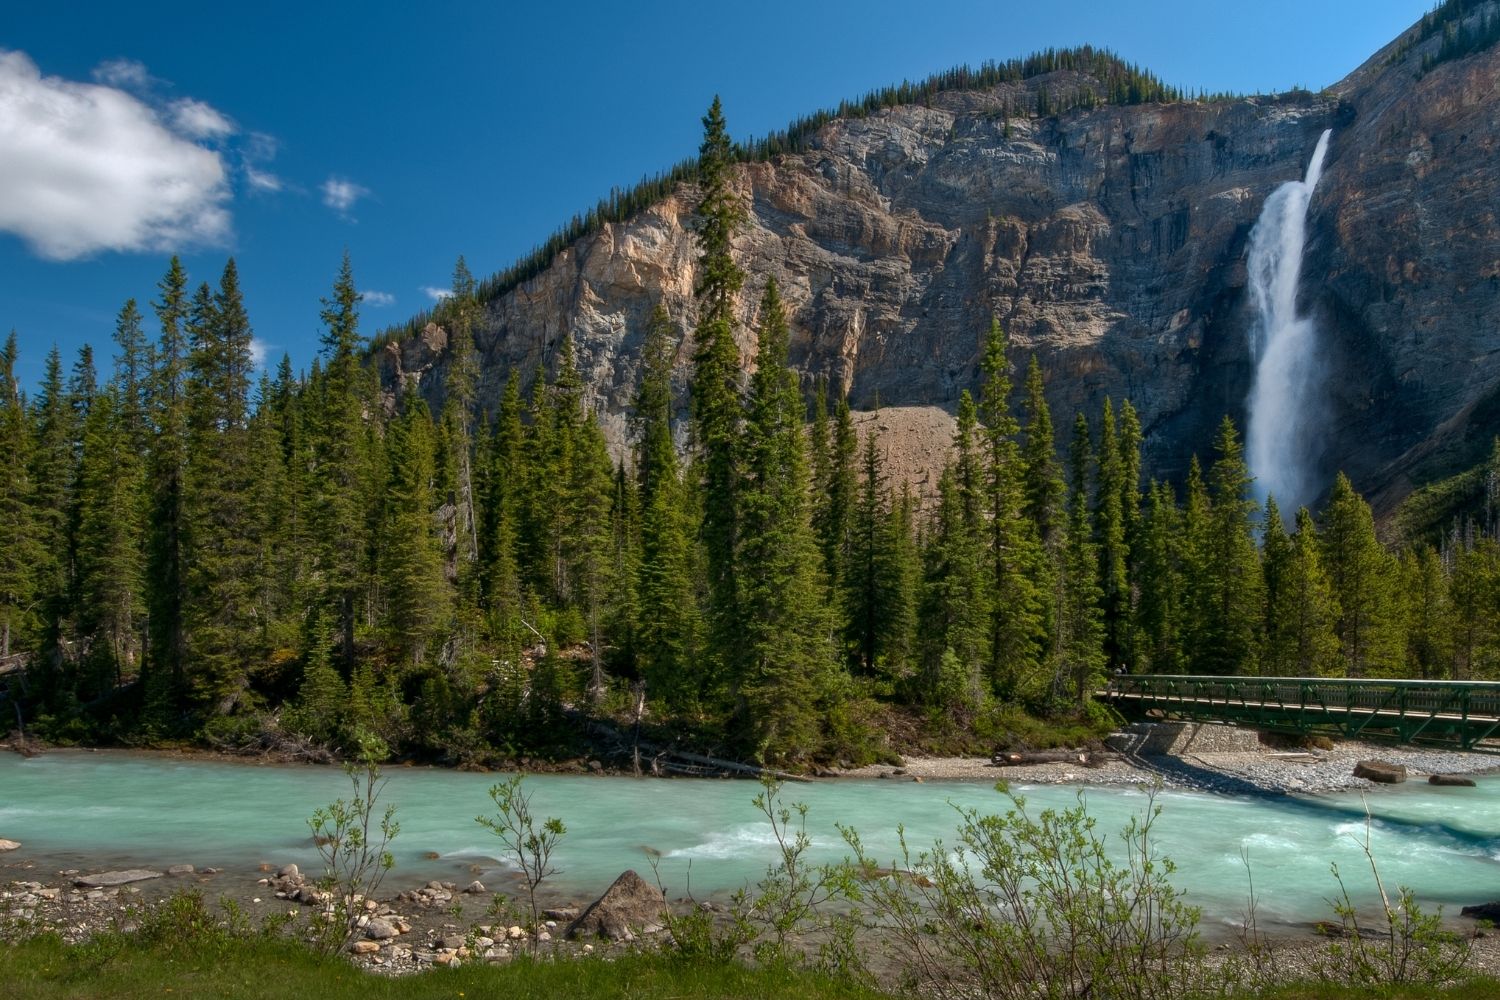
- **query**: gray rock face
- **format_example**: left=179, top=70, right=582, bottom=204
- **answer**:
left=386, top=11, right=1500, bottom=512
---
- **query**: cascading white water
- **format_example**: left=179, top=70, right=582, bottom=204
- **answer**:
left=1245, top=128, right=1334, bottom=519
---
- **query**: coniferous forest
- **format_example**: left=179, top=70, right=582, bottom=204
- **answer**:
left=2, top=101, right=1499, bottom=768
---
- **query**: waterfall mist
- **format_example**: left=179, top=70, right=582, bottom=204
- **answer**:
left=1245, top=129, right=1334, bottom=519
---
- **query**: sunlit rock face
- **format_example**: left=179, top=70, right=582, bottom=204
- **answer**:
left=384, top=13, right=1500, bottom=514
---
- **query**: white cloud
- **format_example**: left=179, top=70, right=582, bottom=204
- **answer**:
left=321, top=176, right=369, bottom=217
left=0, top=49, right=231, bottom=260
left=91, top=58, right=152, bottom=90
left=362, top=290, right=395, bottom=307
left=249, top=336, right=271, bottom=369
left=169, top=98, right=234, bottom=140
left=245, top=166, right=283, bottom=192
left=421, top=286, right=453, bottom=302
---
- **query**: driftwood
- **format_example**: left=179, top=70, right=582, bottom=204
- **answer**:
left=991, top=749, right=1096, bottom=767
left=583, top=718, right=813, bottom=782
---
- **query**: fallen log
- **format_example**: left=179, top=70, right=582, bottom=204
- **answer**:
left=652, top=746, right=814, bottom=783
left=991, top=750, right=1092, bottom=767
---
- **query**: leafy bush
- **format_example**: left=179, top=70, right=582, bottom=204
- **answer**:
left=842, top=783, right=1205, bottom=1000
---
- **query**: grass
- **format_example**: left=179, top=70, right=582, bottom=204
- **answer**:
left=8, top=930, right=1500, bottom=1000
left=0, top=933, right=894, bottom=1000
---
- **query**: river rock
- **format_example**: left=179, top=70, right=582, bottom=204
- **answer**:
left=73, top=869, right=163, bottom=888
left=167, top=864, right=195, bottom=876
left=278, top=863, right=300, bottom=879
left=463, top=880, right=485, bottom=894
left=364, top=917, right=399, bottom=940
left=1461, top=902, right=1500, bottom=921
left=1428, top=774, right=1477, bottom=787
left=543, top=906, right=579, bottom=922
left=566, top=869, right=667, bottom=942
left=349, top=939, right=380, bottom=955
left=0, top=839, right=19, bottom=851
left=1352, top=760, right=1406, bottom=784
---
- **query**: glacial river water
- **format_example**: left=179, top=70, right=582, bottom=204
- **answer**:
left=1, top=751, right=1496, bottom=930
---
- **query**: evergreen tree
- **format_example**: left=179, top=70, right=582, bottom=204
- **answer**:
left=73, top=388, right=144, bottom=690
left=1094, top=401, right=1130, bottom=673
left=1285, top=507, right=1341, bottom=677
left=381, top=391, right=451, bottom=666
left=145, top=257, right=190, bottom=717
left=1321, top=472, right=1399, bottom=677
left=441, top=255, right=481, bottom=567
left=633, top=306, right=700, bottom=708
left=181, top=260, right=261, bottom=716
left=690, top=96, right=748, bottom=670
left=1020, top=356, right=1065, bottom=552
left=111, top=299, right=151, bottom=454
left=1134, top=479, right=1182, bottom=674
left=919, top=395, right=989, bottom=717
left=979, top=318, right=1046, bottom=698
left=313, top=252, right=372, bottom=665
left=1399, top=545, right=1452, bottom=680
left=29, top=346, right=75, bottom=676
left=1194, top=418, right=1262, bottom=674
left=1056, top=412, right=1104, bottom=705
left=0, top=333, right=38, bottom=659
left=1448, top=539, right=1498, bottom=680
left=737, top=279, right=834, bottom=761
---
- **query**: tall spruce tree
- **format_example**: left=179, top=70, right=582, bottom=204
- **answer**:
left=633, top=306, right=700, bottom=708
left=0, top=334, right=37, bottom=659
left=1056, top=412, right=1104, bottom=704
left=1277, top=506, right=1341, bottom=676
left=182, top=260, right=260, bottom=715
left=979, top=318, right=1046, bottom=698
left=1399, top=545, right=1452, bottom=680
left=1321, top=472, right=1399, bottom=677
left=1134, top=479, right=1182, bottom=674
left=314, top=252, right=372, bottom=665
left=145, top=258, right=190, bottom=717
left=1194, top=418, right=1262, bottom=674
left=737, top=279, right=834, bottom=761
left=381, top=391, right=451, bottom=666
left=690, top=96, right=748, bottom=669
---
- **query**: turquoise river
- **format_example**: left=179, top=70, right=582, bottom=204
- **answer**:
left=1, top=751, right=1497, bottom=931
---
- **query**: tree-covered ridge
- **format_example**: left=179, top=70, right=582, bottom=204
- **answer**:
left=5, top=103, right=1500, bottom=768
left=374, top=45, right=1199, bottom=352
left=1383, top=0, right=1500, bottom=73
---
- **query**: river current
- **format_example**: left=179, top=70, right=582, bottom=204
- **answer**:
left=1, top=751, right=1496, bottom=930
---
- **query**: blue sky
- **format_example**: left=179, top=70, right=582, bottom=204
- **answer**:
left=1, top=0, right=1436, bottom=389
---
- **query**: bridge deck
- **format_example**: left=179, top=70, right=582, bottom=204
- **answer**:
left=1098, top=675, right=1500, bottom=753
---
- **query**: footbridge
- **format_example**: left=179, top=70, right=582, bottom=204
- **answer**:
left=1099, top=675, right=1500, bottom=753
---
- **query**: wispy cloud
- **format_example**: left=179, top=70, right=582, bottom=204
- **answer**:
left=245, top=166, right=283, bottom=193
left=249, top=336, right=271, bottom=369
left=362, top=290, right=395, bottom=307
left=421, top=286, right=453, bottom=302
left=168, top=98, right=234, bottom=140
left=321, top=176, right=369, bottom=218
left=91, top=57, right=153, bottom=90
left=0, top=49, right=231, bottom=260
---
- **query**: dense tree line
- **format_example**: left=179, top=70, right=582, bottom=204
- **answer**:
left=4, top=104, right=1500, bottom=767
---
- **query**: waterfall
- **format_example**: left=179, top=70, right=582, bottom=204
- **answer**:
left=1244, top=128, right=1334, bottom=520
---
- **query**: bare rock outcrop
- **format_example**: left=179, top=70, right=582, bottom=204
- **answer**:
left=565, top=869, right=667, bottom=942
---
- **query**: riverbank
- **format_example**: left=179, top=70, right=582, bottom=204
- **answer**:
left=839, top=737, right=1500, bottom=795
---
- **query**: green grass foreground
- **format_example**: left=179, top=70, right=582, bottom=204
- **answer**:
left=0, top=933, right=891, bottom=1000
left=6, top=932, right=1500, bottom=1000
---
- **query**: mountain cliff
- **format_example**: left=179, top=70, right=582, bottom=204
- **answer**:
left=380, top=2, right=1500, bottom=517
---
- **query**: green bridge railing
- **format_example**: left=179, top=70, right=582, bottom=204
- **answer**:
left=1099, top=674, right=1500, bottom=753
